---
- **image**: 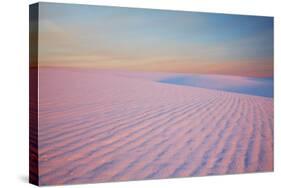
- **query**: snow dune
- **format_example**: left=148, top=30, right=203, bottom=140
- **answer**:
left=37, top=68, right=273, bottom=185
left=159, top=74, right=273, bottom=98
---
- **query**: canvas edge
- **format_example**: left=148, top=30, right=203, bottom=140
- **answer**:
left=29, top=2, right=39, bottom=186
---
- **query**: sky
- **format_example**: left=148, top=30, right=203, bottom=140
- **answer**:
left=37, top=2, right=274, bottom=77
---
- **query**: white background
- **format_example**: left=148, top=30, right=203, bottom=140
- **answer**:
left=0, top=0, right=280, bottom=187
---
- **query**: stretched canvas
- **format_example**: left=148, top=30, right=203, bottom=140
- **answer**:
left=29, top=2, right=274, bottom=186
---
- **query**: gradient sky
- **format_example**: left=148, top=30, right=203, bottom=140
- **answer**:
left=38, top=3, right=273, bottom=77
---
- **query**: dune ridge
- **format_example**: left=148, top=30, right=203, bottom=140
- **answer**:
left=37, top=68, right=273, bottom=185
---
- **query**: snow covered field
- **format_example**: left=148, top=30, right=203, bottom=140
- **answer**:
left=37, top=68, right=273, bottom=185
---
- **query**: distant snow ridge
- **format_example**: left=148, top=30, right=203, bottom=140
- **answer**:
left=159, top=74, right=273, bottom=98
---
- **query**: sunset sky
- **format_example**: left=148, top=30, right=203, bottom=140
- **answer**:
left=38, top=3, right=273, bottom=77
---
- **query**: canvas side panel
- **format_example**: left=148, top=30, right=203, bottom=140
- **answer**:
left=29, top=3, right=39, bottom=186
